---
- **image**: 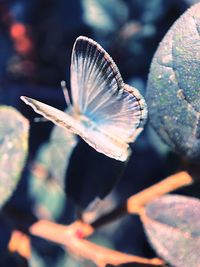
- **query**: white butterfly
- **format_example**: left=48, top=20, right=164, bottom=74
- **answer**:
left=21, top=36, right=147, bottom=161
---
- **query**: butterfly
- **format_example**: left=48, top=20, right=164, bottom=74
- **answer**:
left=21, top=36, right=147, bottom=161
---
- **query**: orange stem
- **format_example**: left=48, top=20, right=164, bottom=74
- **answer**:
left=127, top=171, right=192, bottom=214
left=29, top=171, right=193, bottom=266
left=91, top=171, right=192, bottom=230
left=30, top=220, right=164, bottom=267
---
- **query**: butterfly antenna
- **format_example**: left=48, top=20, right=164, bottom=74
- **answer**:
left=61, top=80, right=71, bottom=107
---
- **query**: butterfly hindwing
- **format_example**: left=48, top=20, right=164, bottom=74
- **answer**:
left=95, top=84, right=147, bottom=143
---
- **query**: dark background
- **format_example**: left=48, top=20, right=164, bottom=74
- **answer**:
left=0, top=0, right=198, bottom=266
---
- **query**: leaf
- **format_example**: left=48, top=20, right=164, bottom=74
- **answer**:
left=82, top=0, right=128, bottom=34
left=65, top=139, right=125, bottom=209
left=35, top=123, right=77, bottom=187
left=30, top=123, right=77, bottom=218
left=185, top=0, right=200, bottom=6
left=0, top=106, right=29, bottom=208
left=32, top=114, right=125, bottom=210
left=142, top=194, right=200, bottom=267
left=146, top=3, right=200, bottom=161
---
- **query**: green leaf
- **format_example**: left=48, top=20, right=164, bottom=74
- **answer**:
left=146, top=3, right=200, bottom=161
left=0, top=106, right=29, bottom=208
left=29, top=123, right=77, bottom=219
left=142, top=194, right=200, bottom=267
left=82, top=0, right=128, bottom=34
left=35, top=122, right=77, bottom=186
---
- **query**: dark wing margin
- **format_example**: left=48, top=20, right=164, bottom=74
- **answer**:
left=70, top=36, right=124, bottom=116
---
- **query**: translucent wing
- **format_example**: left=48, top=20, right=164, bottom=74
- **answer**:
left=20, top=96, right=83, bottom=136
left=97, top=84, right=147, bottom=143
left=71, top=36, right=147, bottom=143
left=20, top=96, right=130, bottom=161
left=71, top=36, right=123, bottom=114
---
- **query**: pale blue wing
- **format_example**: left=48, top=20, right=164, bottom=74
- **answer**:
left=95, top=84, right=147, bottom=142
left=20, top=96, right=130, bottom=161
left=20, top=96, right=84, bottom=136
left=70, top=36, right=147, bottom=142
left=71, top=36, right=123, bottom=114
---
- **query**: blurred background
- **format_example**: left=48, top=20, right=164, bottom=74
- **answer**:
left=0, top=0, right=199, bottom=266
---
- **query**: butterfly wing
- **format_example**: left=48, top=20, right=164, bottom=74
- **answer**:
left=95, top=83, right=147, bottom=143
left=20, top=96, right=84, bottom=136
left=71, top=36, right=147, bottom=143
left=20, top=96, right=130, bottom=161
left=80, top=123, right=130, bottom=161
left=71, top=36, right=123, bottom=114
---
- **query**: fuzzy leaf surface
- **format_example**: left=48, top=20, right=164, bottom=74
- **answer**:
left=143, top=194, right=200, bottom=267
left=146, top=3, right=200, bottom=161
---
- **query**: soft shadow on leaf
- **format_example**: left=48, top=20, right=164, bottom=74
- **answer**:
left=142, top=194, right=200, bottom=267
left=0, top=252, right=29, bottom=267
left=0, top=106, right=29, bottom=208
left=146, top=3, right=200, bottom=162
left=66, top=139, right=125, bottom=210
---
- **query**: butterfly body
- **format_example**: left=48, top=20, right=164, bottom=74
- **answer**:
left=21, top=36, right=147, bottom=161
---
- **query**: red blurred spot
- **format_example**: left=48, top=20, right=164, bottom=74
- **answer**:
left=75, top=229, right=84, bottom=239
left=15, top=37, right=32, bottom=54
left=10, top=23, right=26, bottom=39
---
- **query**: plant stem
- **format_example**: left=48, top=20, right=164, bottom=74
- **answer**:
left=29, top=171, right=192, bottom=266
left=91, top=171, right=193, bottom=230
left=30, top=220, right=164, bottom=267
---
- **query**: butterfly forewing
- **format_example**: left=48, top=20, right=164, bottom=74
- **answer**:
left=20, top=96, right=130, bottom=161
left=71, top=36, right=124, bottom=115
left=71, top=36, right=147, bottom=142
left=20, top=96, right=83, bottom=136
